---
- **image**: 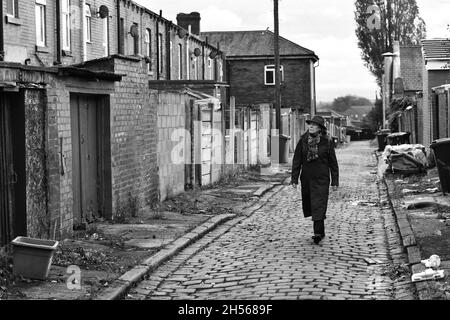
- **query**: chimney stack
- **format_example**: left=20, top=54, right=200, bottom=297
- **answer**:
left=176, top=12, right=201, bottom=35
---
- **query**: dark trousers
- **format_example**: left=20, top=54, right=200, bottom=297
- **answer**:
left=313, top=220, right=325, bottom=237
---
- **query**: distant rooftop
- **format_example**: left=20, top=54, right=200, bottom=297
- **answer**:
left=200, top=30, right=318, bottom=60
left=421, top=39, right=450, bottom=60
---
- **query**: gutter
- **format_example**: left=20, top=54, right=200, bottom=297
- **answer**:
left=0, top=0, right=4, bottom=61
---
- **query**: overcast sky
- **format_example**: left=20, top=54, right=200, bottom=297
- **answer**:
left=135, top=0, right=450, bottom=103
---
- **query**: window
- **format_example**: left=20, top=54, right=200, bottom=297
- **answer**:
left=102, top=16, right=109, bottom=56
left=264, top=65, right=284, bottom=85
left=7, top=0, right=19, bottom=18
left=35, top=0, right=47, bottom=47
left=119, top=18, right=125, bottom=54
left=133, top=23, right=139, bottom=55
left=62, top=0, right=71, bottom=51
left=178, top=44, right=183, bottom=79
left=169, top=41, right=173, bottom=77
left=208, top=58, right=213, bottom=80
left=193, top=56, right=198, bottom=80
left=145, top=29, right=151, bottom=71
left=158, top=33, right=163, bottom=74
left=84, top=4, right=91, bottom=43
left=219, top=60, right=223, bottom=82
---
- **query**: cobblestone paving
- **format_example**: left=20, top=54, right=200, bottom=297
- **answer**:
left=128, top=141, right=417, bottom=300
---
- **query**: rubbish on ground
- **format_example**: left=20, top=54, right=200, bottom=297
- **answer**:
left=364, top=258, right=384, bottom=265
left=426, top=188, right=439, bottom=194
left=402, top=189, right=419, bottom=195
left=378, top=144, right=428, bottom=176
left=351, top=201, right=378, bottom=207
left=395, top=180, right=405, bottom=184
left=421, top=255, right=441, bottom=269
left=434, top=230, right=443, bottom=236
left=411, top=268, right=445, bottom=282
left=404, top=199, right=438, bottom=210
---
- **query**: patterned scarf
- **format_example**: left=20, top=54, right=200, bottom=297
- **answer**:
left=307, top=132, right=321, bottom=162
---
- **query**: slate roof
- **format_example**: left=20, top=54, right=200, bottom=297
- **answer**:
left=200, top=30, right=318, bottom=60
left=421, top=39, right=450, bottom=60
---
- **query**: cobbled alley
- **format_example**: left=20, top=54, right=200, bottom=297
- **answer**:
left=127, top=141, right=417, bottom=300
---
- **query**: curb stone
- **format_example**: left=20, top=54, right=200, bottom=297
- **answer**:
left=95, top=182, right=284, bottom=300
left=94, top=213, right=236, bottom=300
left=375, top=162, right=433, bottom=299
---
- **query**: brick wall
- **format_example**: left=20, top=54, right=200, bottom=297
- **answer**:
left=110, top=56, right=158, bottom=218
left=46, top=80, right=74, bottom=239
left=400, top=46, right=423, bottom=91
left=3, top=0, right=224, bottom=84
left=229, top=59, right=312, bottom=112
left=3, top=0, right=56, bottom=66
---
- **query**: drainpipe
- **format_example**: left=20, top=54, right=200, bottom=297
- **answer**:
left=156, top=12, right=160, bottom=79
left=82, top=0, right=86, bottom=61
left=55, top=0, right=62, bottom=64
left=0, top=0, right=5, bottom=61
left=117, top=0, right=121, bottom=54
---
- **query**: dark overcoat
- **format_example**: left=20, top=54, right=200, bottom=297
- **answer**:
left=291, top=133, right=339, bottom=221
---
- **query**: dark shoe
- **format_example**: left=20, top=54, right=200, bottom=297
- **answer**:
left=312, top=235, right=322, bottom=244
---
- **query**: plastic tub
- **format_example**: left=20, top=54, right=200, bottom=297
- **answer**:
left=11, top=237, right=59, bottom=280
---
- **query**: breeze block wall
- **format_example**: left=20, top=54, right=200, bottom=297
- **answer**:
left=156, top=91, right=187, bottom=201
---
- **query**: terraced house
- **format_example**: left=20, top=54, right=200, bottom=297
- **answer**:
left=0, top=0, right=227, bottom=245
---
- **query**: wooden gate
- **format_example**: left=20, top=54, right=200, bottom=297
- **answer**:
left=70, top=94, right=110, bottom=226
left=0, top=93, right=26, bottom=246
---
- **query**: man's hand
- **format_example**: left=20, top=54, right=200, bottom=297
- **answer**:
left=331, top=185, right=338, bottom=192
left=291, top=183, right=298, bottom=190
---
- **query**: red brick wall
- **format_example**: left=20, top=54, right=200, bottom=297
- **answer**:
left=228, top=58, right=312, bottom=112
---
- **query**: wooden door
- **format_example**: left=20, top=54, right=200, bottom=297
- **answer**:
left=0, top=96, right=14, bottom=246
left=0, top=93, right=26, bottom=245
left=71, top=95, right=100, bottom=226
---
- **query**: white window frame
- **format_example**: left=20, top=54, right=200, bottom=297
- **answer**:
left=219, top=60, right=223, bottom=82
left=193, top=56, right=198, bottom=80
left=7, top=0, right=19, bottom=18
left=102, top=17, right=109, bottom=57
left=35, top=0, right=47, bottom=47
left=264, top=65, right=284, bottom=85
left=207, top=58, right=213, bottom=80
left=145, top=29, right=151, bottom=56
left=145, top=29, right=151, bottom=72
left=84, top=4, right=92, bottom=43
left=61, top=0, right=71, bottom=51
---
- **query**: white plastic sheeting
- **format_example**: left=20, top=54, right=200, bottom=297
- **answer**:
left=378, top=144, right=429, bottom=176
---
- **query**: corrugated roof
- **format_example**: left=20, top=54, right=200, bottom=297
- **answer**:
left=200, top=30, right=318, bottom=60
left=421, top=39, right=450, bottom=60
